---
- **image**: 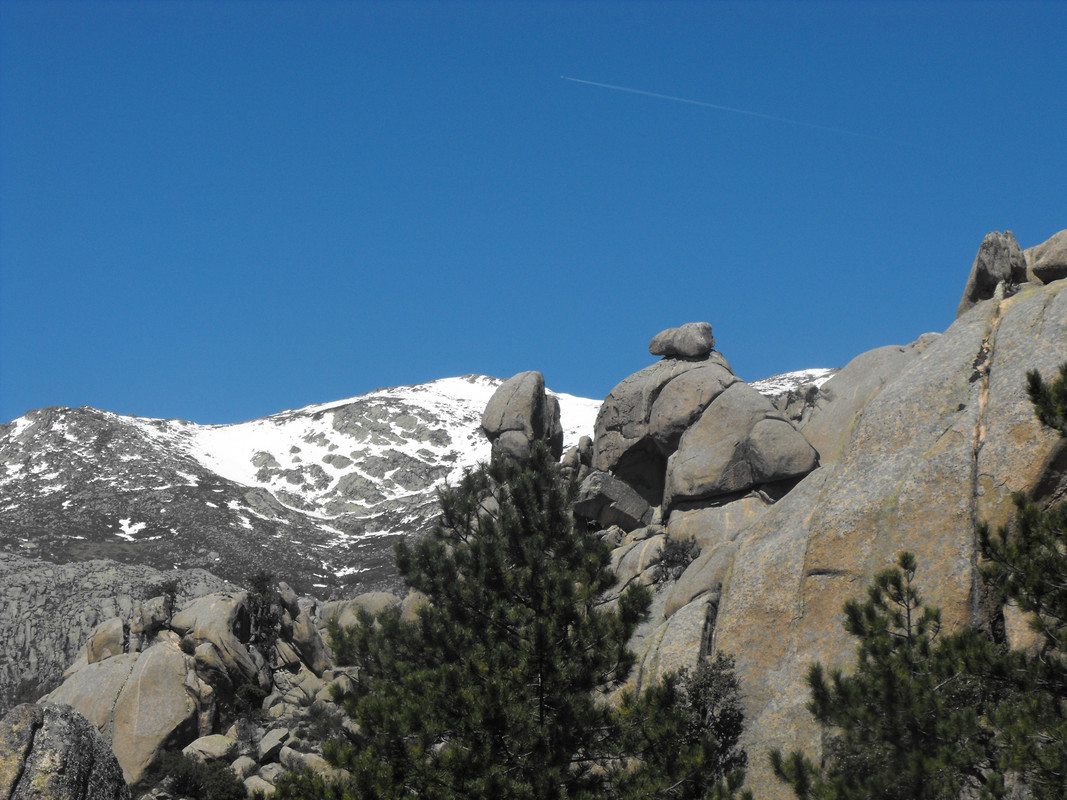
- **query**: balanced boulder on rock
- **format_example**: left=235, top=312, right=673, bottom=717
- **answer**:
left=648, top=321, right=716, bottom=358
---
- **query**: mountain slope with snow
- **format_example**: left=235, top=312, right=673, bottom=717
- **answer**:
left=0, top=375, right=600, bottom=594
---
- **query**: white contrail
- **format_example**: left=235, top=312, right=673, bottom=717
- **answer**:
left=560, top=75, right=875, bottom=139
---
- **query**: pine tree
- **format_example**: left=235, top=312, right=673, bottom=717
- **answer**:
left=978, top=364, right=1067, bottom=799
left=274, top=441, right=750, bottom=800
left=770, top=552, right=1011, bottom=800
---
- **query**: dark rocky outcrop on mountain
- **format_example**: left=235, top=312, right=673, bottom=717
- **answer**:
left=0, top=702, right=130, bottom=800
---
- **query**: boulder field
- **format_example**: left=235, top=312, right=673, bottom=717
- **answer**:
left=32, top=582, right=411, bottom=794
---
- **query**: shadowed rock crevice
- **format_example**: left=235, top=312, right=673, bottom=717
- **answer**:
left=3, top=706, right=38, bottom=797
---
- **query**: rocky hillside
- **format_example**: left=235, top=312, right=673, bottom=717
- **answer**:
left=7, top=228, right=1064, bottom=800
left=0, top=368, right=823, bottom=722
left=0, top=376, right=599, bottom=596
left=571, top=229, right=1067, bottom=798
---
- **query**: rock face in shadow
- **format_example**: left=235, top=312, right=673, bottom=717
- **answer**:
left=0, top=703, right=130, bottom=800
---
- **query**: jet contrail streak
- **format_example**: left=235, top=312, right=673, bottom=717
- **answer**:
left=560, top=75, right=874, bottom=139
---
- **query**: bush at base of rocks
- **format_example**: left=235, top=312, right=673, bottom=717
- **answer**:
left=156, top=751, right=248, bottom=800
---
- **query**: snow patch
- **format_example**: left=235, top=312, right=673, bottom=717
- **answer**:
left=115, top=518, right=148, bottom=541
left=750, top=368, right=836, bottom=396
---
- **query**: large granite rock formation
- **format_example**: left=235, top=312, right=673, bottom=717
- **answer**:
left=481, top=371, right=564, bottom=461
left=0, top=703, right=130, bottom=800
left=570, top=230, right=1066, bottom=798
left=590, top=323, right=818, bottom=516
left=714, top=277, right=1066, bottom=796
left=38, top=580, right=384, bottom=794
left=663, top=382, right=818, bottom=511
left=593, top=349, right=740, bottom=505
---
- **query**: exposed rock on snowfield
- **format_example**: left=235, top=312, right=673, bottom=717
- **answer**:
left=0, top=703, right=130, bottom=800
left=0, top=375, right=599, bottom=596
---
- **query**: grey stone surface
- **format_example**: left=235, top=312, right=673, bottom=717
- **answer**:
left=258, top=726, right=290, bottom=762
left=648, top=321, right=716, bottom=358
left=481, top=371, right=563, bottom=461
left=573, top=470, right=654, bottom=532
left=0, top=554, right=228, bottom=717
left=0, top=703, right=130, bottom=800
left=87, top=616, right=126, bottom=664
left=183, top=733, right=237, bottom=762
left=171, top=592, right=258, bottom=687
left=798, top=339, right=938, bottom=465
left=663, top=382, right=817, bottom=510
left=957, top=230, right=1028, bottom=317
left=1026, top=228, right=1067, bottom=284
left=594, top=354, right=736, bottom=504
left=714, top=279, right=1067, bottom=799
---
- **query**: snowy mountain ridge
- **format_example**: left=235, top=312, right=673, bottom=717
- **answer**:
left=0, top=375, right=600, bottom=594
left=0, top=369, right=825, bottom=594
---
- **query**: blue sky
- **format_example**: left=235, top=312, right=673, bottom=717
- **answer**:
left=2, top=0, right=1065, bottom=424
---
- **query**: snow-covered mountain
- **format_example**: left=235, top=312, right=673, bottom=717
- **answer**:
left=0, top=375, right=599, bottom=595
left=0, top=368, right=831, bottom=596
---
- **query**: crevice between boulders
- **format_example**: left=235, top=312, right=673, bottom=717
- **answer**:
left=968, top=294, right=1005, bottom=628
left=8, top=708, right=42, bottom=798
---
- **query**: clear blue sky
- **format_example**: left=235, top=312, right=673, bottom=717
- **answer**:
left=2, top=0, right=1064, bottom=424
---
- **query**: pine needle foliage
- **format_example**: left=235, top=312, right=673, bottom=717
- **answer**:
left=275, top=442, right=750, bottom=800
left=770, top=553, right=1011, bottom=800
left=977, top=363, right=1067, bottom=799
